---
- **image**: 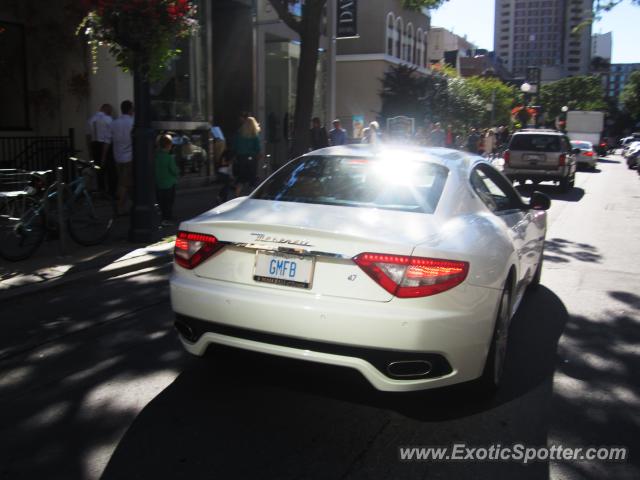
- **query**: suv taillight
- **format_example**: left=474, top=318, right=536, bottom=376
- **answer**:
left=353, top=253, right=469, bottom=298
left=174, top=231, right=222, bottom=269
left=503, top=150, right=510, bottom=166
left=559, top=154, right=566, bottom=167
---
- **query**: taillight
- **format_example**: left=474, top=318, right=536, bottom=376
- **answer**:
left=559, top=154, right=566, bottom=166
left=583, top=151, right=594, bottom=157
left=503, top=150, right=510, bottom=166
left=353, top=253, right=469, bottom=298
left=174, top=231, right=222, bottom=269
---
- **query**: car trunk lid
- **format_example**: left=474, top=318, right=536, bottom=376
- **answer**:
left=179, top=199, right=441, bottom=302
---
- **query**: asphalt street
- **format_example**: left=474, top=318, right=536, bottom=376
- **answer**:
left=0, top=154, right=638, bottom=480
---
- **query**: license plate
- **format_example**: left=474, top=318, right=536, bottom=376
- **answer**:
left=526, top=154, right=542, bottom=164
left=254, top=251, right=315, bottom=289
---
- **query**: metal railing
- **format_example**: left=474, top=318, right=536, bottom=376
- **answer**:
left=0, top=128, right=76, bottom=181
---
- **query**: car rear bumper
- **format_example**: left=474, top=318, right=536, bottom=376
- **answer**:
left=503, top=165, right=573, bottom=182
left=170, top=268, right=501, bottom=392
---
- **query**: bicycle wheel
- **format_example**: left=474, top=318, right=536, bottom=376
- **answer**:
left=0, top=198, right=46, bottom=261
left=67, top=190, right=116, bottom=246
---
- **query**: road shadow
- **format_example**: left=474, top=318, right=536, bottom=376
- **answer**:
left=0, top=270, right=187, bottom=480
left=516, top=184, right=585, bottom=203
left=547, top=297, right=640, bottom=479
left=101, top=286, right=568, bottom=480
left=544, top=237, right=602, bottom=264
left=596, top=158, right=620, bottom=164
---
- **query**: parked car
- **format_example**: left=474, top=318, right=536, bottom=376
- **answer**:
left=570, top=140, right=598, bottom=170
left=503, top=129, right=577, bottom=192
left=170, top=145, right=550, bottom=393
left=625, top=141, right=640, bottom=169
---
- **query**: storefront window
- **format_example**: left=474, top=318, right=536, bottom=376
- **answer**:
left=151, top=0, right=208, bottom=123
left=0, top=22, right=28, bottom=129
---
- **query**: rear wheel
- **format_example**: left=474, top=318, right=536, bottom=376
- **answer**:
left=477, top=283, right=512, bottom=394
left=68, top=191, right=115, bottom=246
left=559, top=175, right=574, bottom=192
left=0, top=199, right=46, bottom=261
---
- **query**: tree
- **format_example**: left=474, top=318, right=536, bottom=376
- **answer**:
left=621, top=70, right=640, bottom=122
left=539, top=76, right=607, bottom=120
left=267, top=0, right=448, bottom=156
left=464, top=75, right=518, bottom=127
left=378, top=64, right=487, bottom=132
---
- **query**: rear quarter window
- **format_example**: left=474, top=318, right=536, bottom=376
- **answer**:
left=510, top=135, right=561, bottom=152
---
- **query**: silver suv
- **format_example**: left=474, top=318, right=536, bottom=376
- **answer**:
left=503, top=130, right=577, bottom=192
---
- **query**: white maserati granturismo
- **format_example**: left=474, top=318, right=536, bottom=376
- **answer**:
left=170, top=145, right=549, bottom=392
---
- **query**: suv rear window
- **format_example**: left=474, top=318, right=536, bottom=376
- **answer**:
left=252, top=155, right=448, bottom=214
left=510, top=134, right=561, bottom=152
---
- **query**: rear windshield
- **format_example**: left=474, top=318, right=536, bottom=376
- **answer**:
left=510, top=134, right=561, bottom=152
left=571, top=141, right=592, bottom=149
left=252, top=155, right=449, bottom=214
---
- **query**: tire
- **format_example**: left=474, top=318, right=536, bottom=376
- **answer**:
left=68, top=191, right=115, bottom=246
left=477, top=283, right=512, bottom=395
left=0, top=199, right=46, bottom=261
left=559, top=175, right=574, bottom=193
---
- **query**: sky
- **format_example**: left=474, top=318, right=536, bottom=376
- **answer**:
left=430, top=0, right=640, bottom=64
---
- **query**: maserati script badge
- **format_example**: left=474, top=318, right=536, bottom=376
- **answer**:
left=250, top=233, right=314, bottom=248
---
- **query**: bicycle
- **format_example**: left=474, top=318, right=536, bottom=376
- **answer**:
left=0, top=158, right=116, bottom=261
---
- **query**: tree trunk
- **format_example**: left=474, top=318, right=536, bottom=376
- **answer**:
left=290, top=1, right=324, bottom=158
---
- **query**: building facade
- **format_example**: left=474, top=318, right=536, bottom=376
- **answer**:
left=0, top=0, right=336, bottom=176
left=427, top=27, right=477, bottom=67
left=494, top=0, right=593, bottom=82
left=604, top=63, right=640, bottom=101
left=591, top=31, right=612, bottom=61
left=335, top=0, right=431, bottom=138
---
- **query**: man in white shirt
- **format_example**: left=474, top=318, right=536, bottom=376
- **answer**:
left=110, top=100, right=134, bottom=215
left=87, top=104, right=114, bottom=193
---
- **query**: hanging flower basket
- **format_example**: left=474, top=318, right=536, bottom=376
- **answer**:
left=78, top=0, right=199, bottom=80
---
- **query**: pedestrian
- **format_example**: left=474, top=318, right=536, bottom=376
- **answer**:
left=309, top=117, right=329, bottom=150
left=484, top=129, right=497, bottom=158
left=430, top=122, right=445, bottom=147
left=111, top=100, right=134, bottom=215
left=362, top=121, right=380, bottom=144
left=329, top=119, right=347, bottom=146
left=445, top=124, right=455, bottom=148
left=466, top=128, right=481, bottom=154
left=87, top=103, right=116, bottom=194
left=233, top=114, right=262, bottom=196
left=155, top=134, right=178, bottom=226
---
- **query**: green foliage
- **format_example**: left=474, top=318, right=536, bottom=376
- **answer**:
left=621, top=70, right=640, bottom=121
left=402, top=0, right=449, bottom=9
left=465, top=76, right=518, bottom=126
left=379, top=65, right=515, bottom=130
left=539, top=76, right=607, bottom=120
left=77, top=1, right=199, bottom=80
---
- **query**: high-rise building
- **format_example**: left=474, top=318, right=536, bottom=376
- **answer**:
left=494, top=0, right=593, bottom=82
left=591, top=31, right=612, bottom=61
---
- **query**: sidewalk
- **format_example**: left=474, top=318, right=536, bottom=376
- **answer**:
left=0, top=184, right=222, bottom=301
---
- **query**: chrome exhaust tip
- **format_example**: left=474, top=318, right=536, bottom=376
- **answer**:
left=174, top=320, right=196, bottom=342
left=387, top=360, right=433, bottom=378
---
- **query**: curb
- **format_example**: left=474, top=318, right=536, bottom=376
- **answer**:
left=0, top=251, right=173, bottom=303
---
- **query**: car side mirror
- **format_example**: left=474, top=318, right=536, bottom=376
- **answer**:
left=529, top=191, right=551, bottom=211
left=572, top=148, right=581, bottom=155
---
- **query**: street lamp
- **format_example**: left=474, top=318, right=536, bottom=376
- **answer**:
left=559, top=105, right=569, bottom=132
left=520, top=83, right=532, bottom=128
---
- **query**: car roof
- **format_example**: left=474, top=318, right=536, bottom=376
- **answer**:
left=304, top=144, right=481, bottom=175
left=512, top=129, right=564, bottom=136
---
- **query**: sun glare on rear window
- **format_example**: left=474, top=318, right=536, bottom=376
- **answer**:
left=252, top=155, right=448, bottom=214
